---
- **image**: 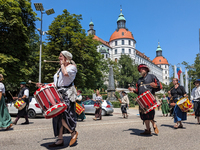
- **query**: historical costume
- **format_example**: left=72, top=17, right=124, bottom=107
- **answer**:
left=13, top=82, right=29, bottom=125
left=93, top=90, right=104, bottom=120
left=119, top=91, right=129, bottom=118
left=169, top=78, right=187, bottom=129
left=37, top=50, right=78, bottom=147
left=161, top=95, right=169, bottom=117
left=76, top=90, right=86, bottom=121
left=0, top=74, right=13, bottom=130
left=129, top=64, right=161, bottom=135
left=191, top=79, right=200, bottom=124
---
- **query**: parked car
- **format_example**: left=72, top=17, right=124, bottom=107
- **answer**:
left=7, top=97, right=43, bottom=118
left=83, top=99, right=114, bottom=116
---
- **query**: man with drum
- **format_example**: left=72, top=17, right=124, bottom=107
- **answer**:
left=191, top=79, right=200, bottom=124
left=13, top=82, right=29, bottom=125
left=128, top=64, right=161, bottom=135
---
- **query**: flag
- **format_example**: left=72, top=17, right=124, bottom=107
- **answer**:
left=177, top=67, right=182, bottom=80
left=185, top=68, right=189, bottom=93
left=174, top=65, right=178, bottom=79
left=180, top=67, right=184, bottom=86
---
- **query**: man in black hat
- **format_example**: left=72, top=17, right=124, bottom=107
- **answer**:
left=13, top=82, right=29, bottom=125
left=191, top=79, right=200, bottom=124
left=128, top=64, right=162, bottom=135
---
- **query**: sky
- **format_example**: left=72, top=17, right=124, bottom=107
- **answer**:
left=31, top=0, right=200, bottom=77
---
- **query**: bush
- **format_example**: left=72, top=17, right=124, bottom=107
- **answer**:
left=111, top=101, right=121, bottom=108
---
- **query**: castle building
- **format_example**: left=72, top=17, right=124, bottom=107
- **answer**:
left=87, top=9, right=169, bottom=85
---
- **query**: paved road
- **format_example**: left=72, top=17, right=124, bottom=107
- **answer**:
left=0, top=108, right=199, bottom=150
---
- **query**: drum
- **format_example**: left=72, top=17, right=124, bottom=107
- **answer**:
left=136, top=90, right=160, bottom=114
left=14, top=100, right=26, bottom=110
left=94, top=102, right=100, bottom=109
left=34, top=84, right=67, bottom=119
left=76, top=103, right=85, bottom=115
left=177, top=97, right=193, bottom=112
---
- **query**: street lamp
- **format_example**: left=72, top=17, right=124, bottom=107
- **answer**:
left=34, top=3, right=55, bottom=83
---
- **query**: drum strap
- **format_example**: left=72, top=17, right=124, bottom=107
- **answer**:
left=56, top=69, right=61, bottom=88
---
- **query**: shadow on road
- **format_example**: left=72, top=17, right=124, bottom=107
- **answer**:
left=40, top=136, right=78, bottom=149
left=160, top=124, right=186, bottom=129
left=182, top=121, right=196, bottom=125
left=124, top=128, right=152, bottom=137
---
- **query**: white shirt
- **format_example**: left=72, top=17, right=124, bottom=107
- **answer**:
left=0, top=83, right=5, bottom=93
left=121, top=95, right=129, bottom=105
left=24, top=89, right=29, bottom=98
left=191, top=86, right=200, bottom=101
left=77, top=95, right=82, bottom=101
left=54, top=65, right=77, bottom=87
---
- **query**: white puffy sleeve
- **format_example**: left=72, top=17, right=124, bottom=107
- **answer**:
left=66, top=65, right=77, bottom=79
left=0, top=83, right=5, bottom=93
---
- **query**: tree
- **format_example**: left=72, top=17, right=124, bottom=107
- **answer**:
left=43, top=9, right=102, bottom=89
left=116, top=54, right=140, bottom=88
left=0, top=0, right=38, bottom=90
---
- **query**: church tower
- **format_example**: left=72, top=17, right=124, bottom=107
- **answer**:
left=87, top=21, right=96, bottom=35
left=152, top=42, right=170, bottom=85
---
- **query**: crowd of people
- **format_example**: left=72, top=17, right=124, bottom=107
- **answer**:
left=1, top=50, right=200, bottom=148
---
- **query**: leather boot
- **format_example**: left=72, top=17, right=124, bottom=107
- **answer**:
left=140, top=129, right=151, bottom=135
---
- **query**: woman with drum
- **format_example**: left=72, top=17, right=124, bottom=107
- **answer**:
left=92, top=90, right=104, bottom=120
left=76, top=90, right=86, bottom=121
left=168, top=78, right=187, bottom=129
left=161, top=95, right=169, bottom=117
left=0, top=74, right=13, bottom=130
left=191, top=79, right=200, bottom=124
left=37, top=50, right=78, bottom=147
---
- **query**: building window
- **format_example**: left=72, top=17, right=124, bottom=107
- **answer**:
left=129, top=40, right=131, bottom=45
left=115, top=41, right=117, bottom=46
left=165, top=65, right=167, bottom=68
left=122, top=32, right=124, bottom=36
left=159, top=60, right=161, bottom=62
left=115, top=58, right=117, bottom=62
left=165, top=71, right=167, bottom=74
left=129, top=49, right=131, bottom=54
left=115, top=49, right=117, bottom=54
left=122, top=49, right=124, bottom=54
left=106, top=54, right=108, bottom=58
left=166, top=82, right=167, bottom=85
left=107, top=49, right=109, bottom=52
left=122, top=40, right=124, bottom=45
left=165, top=76, right=167, bottom=79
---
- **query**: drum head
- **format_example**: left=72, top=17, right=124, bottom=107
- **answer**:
left=45, top=103, right=67, bottom=119
left=177, top=98, right=188, bottom=105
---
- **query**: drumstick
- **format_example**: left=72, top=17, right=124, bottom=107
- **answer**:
left=114, top=94, right=122, bottom=103
left=8, top=91, right=14, bottom=99
left=28, top=80, right=37, bottom=84
left=44, top=60, right=60, bottom=63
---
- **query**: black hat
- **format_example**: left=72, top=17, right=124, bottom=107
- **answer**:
left=193, top=79, right=200, bottom=85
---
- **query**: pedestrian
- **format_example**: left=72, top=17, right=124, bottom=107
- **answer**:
left=161, top=95, right=169, bottom=117
left=76, top=90, right=86, bottom=121
left=0, top=74, right=13, bottom=130
left=37, top=50, right=78, bottom=147
left=12, top=82, right=29, bottom=125
left=168, top=78, right=187, bottom=129
left=92, top=90, right=104, bottom=120
left=128, top=64, right=161, bottom=135
left=117, top=91, right=129, bottom=118
left=191, top=79, right=200, bottom=124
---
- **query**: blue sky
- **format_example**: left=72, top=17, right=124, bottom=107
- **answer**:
left=31, top=0, right=200, bottom=76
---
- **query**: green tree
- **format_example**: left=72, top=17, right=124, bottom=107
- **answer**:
left=116, top=54, right=140, bottom=88
left=43, top=9, right=102, bottom=89
left=0, top=0, right=38, bottom=90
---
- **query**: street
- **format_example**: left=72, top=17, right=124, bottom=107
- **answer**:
left=0, top=108, right=199, bottom=150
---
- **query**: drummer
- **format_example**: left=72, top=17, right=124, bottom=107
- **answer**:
left=191, top=79, right=200, bottom=124
left=168, top=78, right=187, bottom=129
left=76, top=90, right=86, bottom=121
left=37, top=50, right=78, bottom=147
left=128, top=64, right=161, bottom=135
left=12, top=82, right=29, bottom=125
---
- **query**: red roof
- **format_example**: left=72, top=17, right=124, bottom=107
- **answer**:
left=109, top=28, right=134, bottom=42
left=152, top=56, right=169, bottom=65
left=93, top=35, right=111, bottom=48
